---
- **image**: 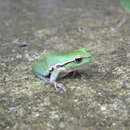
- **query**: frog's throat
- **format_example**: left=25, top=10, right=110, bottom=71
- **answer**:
left=49, top=56, right=91, bottom=72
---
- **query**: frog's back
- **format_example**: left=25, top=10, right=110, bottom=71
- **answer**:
left=44, top=48, right=89, bottom=66
left=42, top=54, right=68, bottom=67
left=42, top=48, right=91, bottom=66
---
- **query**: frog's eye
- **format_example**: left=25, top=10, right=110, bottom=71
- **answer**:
left=49, top=66, right=54, bottom=72
left=75, top=57, right=83, bottom=63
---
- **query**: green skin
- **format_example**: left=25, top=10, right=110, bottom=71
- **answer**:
left=32, top=48, right=92, bottom=91
left=121, top=0, right=130, bottom=13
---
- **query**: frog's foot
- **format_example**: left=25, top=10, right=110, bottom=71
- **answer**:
left=53, top=82, right=66, bottom=92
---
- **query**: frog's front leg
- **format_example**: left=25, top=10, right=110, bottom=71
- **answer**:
left=50, top=68, right=67, bottom=92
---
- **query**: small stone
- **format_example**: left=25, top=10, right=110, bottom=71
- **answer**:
left=124, top=82, right=130, bottom=89
left=112, top=122, right=117, bottom=126
left=49, top=111, right=61, bottom=122
left=44, top=96, right=51, bottom=106
left=12, top=49, right=16, bottom=52
left=127, top=53, right=130, bottom=58
left=100, top=105, right=106, bottom=111
left=16, top=54, right=22, bottom=59
left=59, top=122, right=65, bottom=128
left=47, top=123, right=55, bottom=129
left=35, top=113, right=40, bottom=117
left=25, top=53, right=33, bottom=61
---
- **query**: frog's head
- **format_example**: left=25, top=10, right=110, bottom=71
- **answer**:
left=65, top=48, right=92, bottom=68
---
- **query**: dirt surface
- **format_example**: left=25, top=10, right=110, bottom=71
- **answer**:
left=0, top=0, right=130, bottom=129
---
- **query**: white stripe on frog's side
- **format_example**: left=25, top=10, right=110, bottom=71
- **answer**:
left=49, top=56, right=91, bottom=72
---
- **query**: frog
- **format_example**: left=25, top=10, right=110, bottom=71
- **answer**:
left=32, top=48, right=92, bottom=91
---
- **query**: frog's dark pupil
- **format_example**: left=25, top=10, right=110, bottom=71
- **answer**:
left=75, top=58, right=82, bottom=63
left=49, top=67, right=54, bottom=72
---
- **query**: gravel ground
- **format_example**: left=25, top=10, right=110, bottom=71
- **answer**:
left=0, top=0, right=130, bottom=130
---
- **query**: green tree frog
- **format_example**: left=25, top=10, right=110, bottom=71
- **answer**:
left=32, top=48, right=92, bottom=91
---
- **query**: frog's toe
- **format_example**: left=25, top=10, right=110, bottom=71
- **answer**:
left=54, top=83, right=66, bottom=92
